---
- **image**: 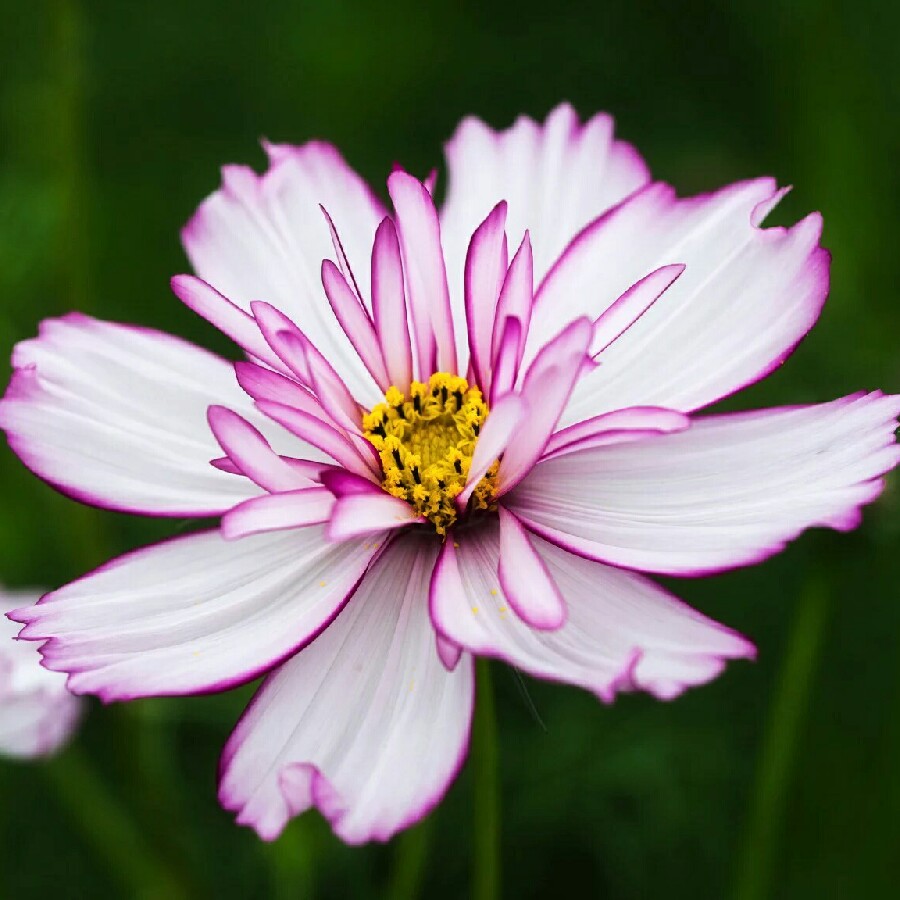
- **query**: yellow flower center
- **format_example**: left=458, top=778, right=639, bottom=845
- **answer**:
left=362, top=373, right=499, bottom=535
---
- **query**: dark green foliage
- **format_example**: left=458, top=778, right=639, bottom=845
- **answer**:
left=0, top=1, right=898, bottom=897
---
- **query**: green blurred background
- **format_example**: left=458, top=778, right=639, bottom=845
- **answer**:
left=1, top=1, right=898, bottom=897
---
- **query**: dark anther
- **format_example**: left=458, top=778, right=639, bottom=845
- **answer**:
left=395, top=406, right=406, bottom=419
left=454, top=458, right=463, bottom=474
left=374, top=424, right=386, bottom=437
left=472, top=423, right=480, bottom=436
left=392, top=448, right=404, bottom=468
left=411, top=466, right=422, bottom=484
left=437, top=479, right=445, bottom=489
left=413, top=395, right=421, bottom=413
left=441, top=385, right=448, bottom=404
left=453, top=389, right=463, bottom=408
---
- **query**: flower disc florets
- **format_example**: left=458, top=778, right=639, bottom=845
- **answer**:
left=362, top=373, right=498, bottom=534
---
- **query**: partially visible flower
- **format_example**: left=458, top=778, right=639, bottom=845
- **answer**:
left=0, top=104, right=897, bottom=842
left=0, top=588, right=83, bottom=758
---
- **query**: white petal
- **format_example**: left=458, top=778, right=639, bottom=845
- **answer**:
left=429, top=521, right=752, bottom=701
left=14, top=528, right=384, bottom=700
left=0, top=315, right=283, bottom=516
left=508, top=392, right=900, bottom=575
left=327, top=493, right=426, bottom=541
left=441, top=103, right=649, bottom=298
left=182, top=144, right=385, bottom=407
left=219, top=534, right=474, bottom=844
left=530, top=179, right=830, bottom=424
left=0, top=589, right=82, bottom=758
left=497, top=508, right=565, bottom=630
left=387, top=171, right=458, bottom=377
left=221, top=488, right=335, bottom=540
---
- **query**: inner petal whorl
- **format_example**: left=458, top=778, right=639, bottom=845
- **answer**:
left=362, top=373, right=498, bottom=534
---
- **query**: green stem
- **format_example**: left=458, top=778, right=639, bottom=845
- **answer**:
left=43, top=746, right=188, bottom=900
left=387, top=814, right=435, bottom=900
left=265, top=816, right=318, bottom=900
left=731, top=574, right=831, bottom=900
left=472, top=658, right=501, bottom=900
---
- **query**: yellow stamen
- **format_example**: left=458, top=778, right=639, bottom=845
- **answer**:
left=362, top=373, right=499, bottom=534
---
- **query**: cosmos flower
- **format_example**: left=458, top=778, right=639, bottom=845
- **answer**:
left=2, top=104, right=898, bottom=843
left=0, top=588, right=83, bottom=759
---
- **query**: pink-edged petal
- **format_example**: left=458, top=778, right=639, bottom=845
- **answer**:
left=319, top=469, right=383, bottom=497
left=508, top=392, right=900, bottom=576
left=532, top=179, right=831, bottom=425
left=590, top=264, right=685, bottom=355
left=212, top=455, right=329, bottom=482
left=435, top=633, right=462, bottom=672
left=221, top=488, right=335, bottom=540
left=495, top=318, right=593, bottom=494
left=321, top=260, right=390, bottom=391
left=456, top=393, right=526, bottom=510
left=0, top=314, right=275, bottom=516
left=234, top=362, right=333, bottom=428
left=497, top=507, right=565, bottom=630
left=488, top=317, right=522, bottom=405
left=327, top=493, right=425, bottom=541
left=441, top=104, right=650, bottom=326
left=271, top=328, right=364, bottom=438
left=387, top=171, right=458, bottom=377
left=182, top=142, right=384, bottom=407
left=256, top=401, right=379, bottom=480
left=542, top=406, right=690, bottom=459
left=371, top=218, right=413, bottom=391
left=464, top=202, right=509, bottom=389
left=12, top=527, right=384, bottom=701
left=219, top=534, right=474, bottom=844
left=429, top=521, right=753, bottom=702
left=251, top=302, right=313, bottom=385
left=259, top=327, right=379, bottom=470
left=319, top=204, right=365, bottom=304
left=170, top=274, right=286, bottom=371
left=208, top=406, right=318, bottom=493
left=491, top=232, right=534, bottom=364
left=0, top=589, right=83, bottom=759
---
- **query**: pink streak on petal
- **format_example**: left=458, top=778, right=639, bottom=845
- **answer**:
left=464, top=202, right=508, bottom=390
left=319, top=204, right=365, bottom=305
left=327, top=493, right=425, bottom=541
left=591, top=264, right=685, bottom=356
left=271, top=328, right=363, bottom=436
left=320, top=468, right=385, bottom=498
left=251, top=301, right=313, bottom=385
left=456, top=392, right=526, bottom=510
left=436, top=632, right=462, bottom=672
left=371, top=217, right=413, bottom=391
left=488, top=317, right=522, bottom=406
left=234, top=362, right=334, bottom=427
left=221, top=488, right=335, bottom=540
left=387, top=171, right=458, bottom=377
left=207, top=405, right=316, bottom=493
left=498, top=507, right=566, bottom=630
left=542, top=406, right=690, bottom=459
left=496, top=317, right=593, bottom=494
left=171, top=274, right=286, bottom=371
left=491, top=231, right=534, bottom=365
left=257, top=401, right=379, bottom=480
left=321, top=260, right=391, bottom=391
